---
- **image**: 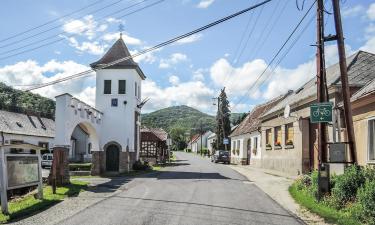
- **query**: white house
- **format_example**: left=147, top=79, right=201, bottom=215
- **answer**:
left=0, top=110, right=54, bottom=152
left=207, top=132, right=216, bottom=155
left=53, top=34, right=145, bottom=176
left=191, top=131, right=212, bottom=153
left=229, top=96, right=286, bottom=165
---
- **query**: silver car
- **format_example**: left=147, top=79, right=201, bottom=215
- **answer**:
left=41, top=153, right=53, bottom=168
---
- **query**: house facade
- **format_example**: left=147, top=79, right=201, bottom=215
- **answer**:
left=229, top=95, right=287, bottom=165
left=140, top=127, right=168, bottom=165
left=0, top=110, right=55, bottom=153
left=191, top=131, right=212, bottom=153
left=259, top=51, right=375, bottom=176
left=207, top=132, right=216, bottom=155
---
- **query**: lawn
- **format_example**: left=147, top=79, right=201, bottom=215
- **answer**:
left=0, top=180, right=88, bottom=223
left=289, top=183, right=361, bottom=225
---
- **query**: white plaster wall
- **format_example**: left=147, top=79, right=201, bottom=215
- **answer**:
left=95, top=69, right=142, bottom=152
left=249, top=132, right=261, bottom=159
left=231, top=134, right=250, bottom=159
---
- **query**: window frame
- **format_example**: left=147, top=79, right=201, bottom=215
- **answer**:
left=368, top=118, right=375, bottom=163
left=285, top=123, right=294, bottom=146
left=118, top=80, right=126, bottom=94
left=274, top=126, right=282, bottom=147
left=104, top=80, right=112, bottom=94
left=266, top=129, right=272, bottom=145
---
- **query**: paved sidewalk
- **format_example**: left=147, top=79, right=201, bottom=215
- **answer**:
left=229, top=165, right=332, bottom=225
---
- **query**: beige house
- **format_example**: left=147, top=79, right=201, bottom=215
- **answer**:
left=229, top=95, right=287, bottom=165
left=259, top=51, right=375, bottom=176
left=351, top=79, right=375, bottom=165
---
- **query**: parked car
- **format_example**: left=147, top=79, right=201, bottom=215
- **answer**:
left=41, top=153, right=53, bottom=168
left=211, top=150, right=230, bottom=164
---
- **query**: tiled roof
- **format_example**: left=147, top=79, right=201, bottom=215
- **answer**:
left=141, top=127, right=168, bottom=141
left=0, top=110, right=55, bottom=138
left=263, top=51, right=375, bottom=117
left=230, top=94, right=287, bottom=137
left=351, top=78, right=375, bottom=102
left=90, top=37, right=146, bottom=79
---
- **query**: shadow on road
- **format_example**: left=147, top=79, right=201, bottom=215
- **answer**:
left=138, top=171, right=231, bottom=180
left=112, top=196, right=296, bottom=219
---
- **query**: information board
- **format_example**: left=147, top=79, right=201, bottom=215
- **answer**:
left=6, top=155, right=39, bottom=189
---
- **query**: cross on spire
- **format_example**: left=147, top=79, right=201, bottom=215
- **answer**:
left=118, top=23, right=124, bottom=39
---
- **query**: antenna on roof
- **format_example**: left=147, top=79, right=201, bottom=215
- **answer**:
left=118, top=23, right=124, bottom=39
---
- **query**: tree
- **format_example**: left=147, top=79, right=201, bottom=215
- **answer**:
left=169, top=126, right=187, bottom=151
left=215, top=88, right=231, bottom=150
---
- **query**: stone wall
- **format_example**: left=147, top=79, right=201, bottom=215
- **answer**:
left=92, top=150, right=136, bottom=175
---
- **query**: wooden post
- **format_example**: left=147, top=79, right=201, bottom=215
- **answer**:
left=36, top=149, right=43, bottom=199
left=0, top=147, right=9, bottom=214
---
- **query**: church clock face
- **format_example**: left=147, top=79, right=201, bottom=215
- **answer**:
left=111, top=98, right=118, bottom=107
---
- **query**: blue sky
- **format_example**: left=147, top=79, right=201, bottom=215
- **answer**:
left=0, top=0, right=374, bottom=114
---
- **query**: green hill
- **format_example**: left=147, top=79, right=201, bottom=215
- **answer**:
left=0, top=82, right=55, bottom=118
left=141, top=105, right=216, bottom=133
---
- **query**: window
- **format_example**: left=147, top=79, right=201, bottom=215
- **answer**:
left=237, top=140, right=240, bottom=150
left=138, top=85, right=141, bottom=98
left=104, top=80, right=111, bottom=94
left=135, top=82, right=138, bottom=97
left=266, top=129, right=272, bottom=145
left=368, top=119, right=375, bottom=162
left=10, top=140, right=23, bottom=153
left=118, top=80, right=126, bottom=94
left=285, top=123, right=294, bottom=146
left=88, top=143, right=92, bottom=154
left=253, top=137, right=258, bottom=150
left=274, top=126, right=281, bottom=146
left=232, top=141, right=236, bottom=150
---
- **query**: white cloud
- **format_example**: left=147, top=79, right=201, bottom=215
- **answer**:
left=66, top=37, right=106, bottom=55
left=129, top=48, right=158, bottom=64
left=341, top=5, right=364, bottom=18
left=210, top=58, right=267, bottom=97
left=142, top=79, right=215, bottom=113
left=175, top=34, right=202, bottom=44
left=196, top=0, right=215, bottom=9
left=0, top=60, right=95, bottom=105
left=63, top=15, right=104, bottom=40
left=102, top=33, right=142, bottom=45
left=169, top=75, right=180, bottom=85
left=367, top=3, right=375, bottom=20
left=159, top=53, right=188, bottom=68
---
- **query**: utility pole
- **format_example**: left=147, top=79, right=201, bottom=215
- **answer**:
left=200, top=121, right=203, bottom=156
left=316, top=0, right=328, bottom=168
left=212, top=97, right=220, bottom=151
left=331, top=0, right=357, bottom=163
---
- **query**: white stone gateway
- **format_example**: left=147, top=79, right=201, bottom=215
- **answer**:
left=53, top=36, right=145, bottom=179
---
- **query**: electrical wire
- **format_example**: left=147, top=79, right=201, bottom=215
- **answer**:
left=19, top=0, right=273, bottom=91
left=231, top=0, right=316, bottom=112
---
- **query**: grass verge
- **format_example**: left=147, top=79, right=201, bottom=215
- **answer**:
left=289, top=183, right=360, bottom=225
left=0, top=180, right=88, bottom=223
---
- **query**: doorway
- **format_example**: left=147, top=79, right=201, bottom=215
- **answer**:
left=246, top=138, right=251, bottom=165
left=106, top=144, right=120, bottom=171
left=309, top=122, right=319, bottom=171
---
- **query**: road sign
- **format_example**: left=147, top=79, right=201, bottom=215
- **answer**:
left=223, top=138, right=229, bottom=145
left=310, top=102, right=333, bottom=123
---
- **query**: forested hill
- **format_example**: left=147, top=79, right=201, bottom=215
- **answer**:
left=141, top=105, right=216, bottom=133
left=141, top=105, right=247, bottom=133
left=0, top=82, right=55, bottom=118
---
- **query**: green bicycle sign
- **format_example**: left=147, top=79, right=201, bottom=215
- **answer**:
left=310, top=102, right=333, bottom=123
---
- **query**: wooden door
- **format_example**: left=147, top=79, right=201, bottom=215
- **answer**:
left=106, top=145, right=119, bottom=171
left=309, top=122, right=319, bottom=171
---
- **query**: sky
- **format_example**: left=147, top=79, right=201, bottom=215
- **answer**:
left=0, top=0, right=374, bottom=115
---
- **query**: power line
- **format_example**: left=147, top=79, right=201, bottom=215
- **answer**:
left=0, top=0, right=163, bottom=61
left=19, top=0, right=273, bottom=91
left=0, top=0, right=127, bottom=49
left=0, top=0, right=104, bottom=43
left=231, top=0, right=316, bottom=112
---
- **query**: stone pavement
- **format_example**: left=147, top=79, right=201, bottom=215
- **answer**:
left=229, top=165, right=332, bottom=225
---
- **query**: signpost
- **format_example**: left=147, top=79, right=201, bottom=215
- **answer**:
left=223, top=138, right=229, bottom=145
left=0, top=143, right=44, bottom=214
left=310, top=102, right=333, bottom=123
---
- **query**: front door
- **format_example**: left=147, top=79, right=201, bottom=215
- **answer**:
left=106, top=144, right=119, bottom=171
left=309, top=122, right=319, bottom=171
left=246, top=139, right=251, bottom=165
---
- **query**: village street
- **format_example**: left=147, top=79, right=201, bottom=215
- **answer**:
left=52, top=152, right=303, bottom=225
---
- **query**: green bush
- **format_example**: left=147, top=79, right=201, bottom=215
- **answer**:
left=295, top=174, right=312, bottom=190
left=69, top=163, right=92, bottom=171
left=355, top=180, right=375, bottom=225
left=185, top=149, right=192, bottom=153
left=132, top=160, right=150, bottom=171
left=364, top=166, right=375, bottom=181
left=330, top=166, right=365, bottom=209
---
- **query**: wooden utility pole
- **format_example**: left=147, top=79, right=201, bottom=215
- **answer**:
left=331, top=0, right=357, bottom=163
left=316, top=0, right=328, bottom=167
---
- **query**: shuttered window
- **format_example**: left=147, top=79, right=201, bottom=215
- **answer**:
left=118, top=80, right=126, bottom=94
left=104, top=80, right=111, bottom=94
left=369, top=119, right=375, bottom=161
left=274, top=126, right=281, bottom=145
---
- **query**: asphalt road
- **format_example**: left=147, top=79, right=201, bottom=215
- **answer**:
left=58, top=152, right=303, bottom=225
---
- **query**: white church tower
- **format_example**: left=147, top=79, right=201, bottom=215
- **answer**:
left=90, top=34, right=146, bottom=174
